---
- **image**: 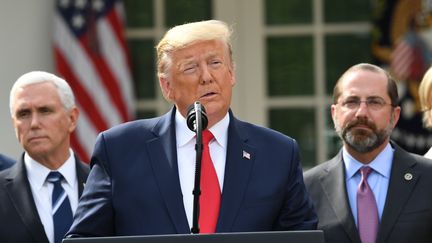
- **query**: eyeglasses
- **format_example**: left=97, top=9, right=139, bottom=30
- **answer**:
left=338, top=97, right=395, bottom=111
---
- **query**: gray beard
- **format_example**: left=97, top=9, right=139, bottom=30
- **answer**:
left=335, top=119, right=393, bottom=153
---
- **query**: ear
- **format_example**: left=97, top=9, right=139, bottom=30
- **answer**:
left=11, top=116, right=20, bottom=141
left=391, top=106, right=401, bottom=127
left=330, top=104, right=338, bottom=127
left=68, top=107, right=79, bottom=133
left=159, top=76, right=172, bottom=100
left=228, top=64, right=236, bottom=87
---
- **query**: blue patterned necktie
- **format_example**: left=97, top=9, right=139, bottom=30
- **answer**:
left=46, top=171, right=73, bottom=243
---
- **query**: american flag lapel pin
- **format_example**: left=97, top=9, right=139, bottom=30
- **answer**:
left=242, top=150, right=251, bottom=160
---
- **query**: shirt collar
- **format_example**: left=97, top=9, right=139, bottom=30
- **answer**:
left=24, top=149, right=77, bottom=190
left=175, top=109, right=230, bottom=148
left=343, top=143, right=394, bottom=179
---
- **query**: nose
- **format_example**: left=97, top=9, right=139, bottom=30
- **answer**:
left=200, top=65, right=213, bottom=84
left=355, top=102, right=369, bottom=117
left=30, top=113, right=41, bottom=128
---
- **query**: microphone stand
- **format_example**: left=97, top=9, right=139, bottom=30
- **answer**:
left=191, top=102, right=204, bottom=234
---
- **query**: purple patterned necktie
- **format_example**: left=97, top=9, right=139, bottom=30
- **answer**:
left=357, top=166, right=379, bottom=243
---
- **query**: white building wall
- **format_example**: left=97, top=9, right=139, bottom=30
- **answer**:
left=0, top=1, right=55, bottom=158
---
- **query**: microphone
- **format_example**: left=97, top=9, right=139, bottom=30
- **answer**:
left=187, top=101, right=208, bottom=234
left=187, top=102, right=208, bottom=132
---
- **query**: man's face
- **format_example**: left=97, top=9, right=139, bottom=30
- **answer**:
left=11, top=82, right=78, bottom=160
left=160, top=40, right=236, bottom=127
left=331, top=70, right=400, bottom=153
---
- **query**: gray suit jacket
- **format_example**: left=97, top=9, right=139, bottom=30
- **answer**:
left=0, top=153, right=89, bottom=243
left=304, top=143, right=432, bottom=243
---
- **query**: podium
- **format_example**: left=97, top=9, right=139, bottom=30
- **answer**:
left=63, top=230, right=324, bottom=243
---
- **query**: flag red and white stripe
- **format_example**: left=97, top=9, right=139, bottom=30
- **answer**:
left=53, top=0, right=134, bottom=162
left=391, top=38, right=413, bottom=81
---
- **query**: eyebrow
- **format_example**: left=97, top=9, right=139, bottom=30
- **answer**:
left=176, top=52, right=222, bottom=68
left=15, top=107, right=30, bottom=114
left=343, top=95, right=384, bottom=99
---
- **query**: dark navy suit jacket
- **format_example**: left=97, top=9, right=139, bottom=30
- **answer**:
left=0, top=154, right=89, bottom=243
left=0, top=153, right=15, bottom=171
left=68, top=108, right=317, bottom=237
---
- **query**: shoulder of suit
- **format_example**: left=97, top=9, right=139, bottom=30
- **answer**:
left=304, top=159, right=333, bottom=180
left=405, top=151, right=432, bottom=168
left=237, top=119, right=296, bottom=142
left=0, top=162, right=20, bottom=181
left=78, top=160, right=90, bottom=171
left=393, top=143, right=432, bottom=167
left=106, top=119, right=156, bottom=133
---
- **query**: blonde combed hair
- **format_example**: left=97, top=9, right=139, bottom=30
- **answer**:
left=155, top=20, right=233, bottom=79
left=419, top=66, right=432, bottom=128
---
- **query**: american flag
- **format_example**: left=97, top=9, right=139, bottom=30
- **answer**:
left=53, top=0, right=135, bottom=162
left=391, top=30, right=430, bottom=81
left=390, top=37, right=413, bottom=81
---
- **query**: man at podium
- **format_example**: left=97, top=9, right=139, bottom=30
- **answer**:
left=66, top=19, right=317, bottom=238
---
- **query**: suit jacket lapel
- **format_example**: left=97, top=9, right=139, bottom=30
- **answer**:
left=74, top=156, right=89, bottom=197
left=320, top=153, right=361, bottom=243
left=216, top=113, right=256, bottom=232
left=146, top=108, right=190, bottom=233
left=377, top=144, right=418, bottom=243
left=4, top=157, right=49, bottom=243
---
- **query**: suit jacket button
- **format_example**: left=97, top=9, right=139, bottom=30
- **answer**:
left=404, top=173, right=413, bottom=181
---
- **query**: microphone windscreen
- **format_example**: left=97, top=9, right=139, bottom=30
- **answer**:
left=186, top=102, right=208, bottom=131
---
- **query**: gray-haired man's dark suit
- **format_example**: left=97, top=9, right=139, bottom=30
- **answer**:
left=0, top=154, right=89, bottom=243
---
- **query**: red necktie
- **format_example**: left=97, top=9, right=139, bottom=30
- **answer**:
left=199, top=130, right=221, bottom=233
left=357, top=166, right=379, bottom=243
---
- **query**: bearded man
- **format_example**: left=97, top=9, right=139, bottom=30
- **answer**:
left=304, top=63, right=432, bottom=243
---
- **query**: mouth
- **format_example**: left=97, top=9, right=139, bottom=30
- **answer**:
left=346, top=118, right=375, bottom=131
left=28, top=136, right=47, bottom=142
left=352, top=124, right=371, bottom=129
left=200, top=91, right=217, bottom=99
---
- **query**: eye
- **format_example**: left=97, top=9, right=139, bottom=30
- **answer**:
left=183, top=66, right=196, bottom=73
left=342, top=99, right=360, bottom=108
left=367, top=99, right=382, bottom=105
left=16, top=110, right=31, bottom=119
left=366, top=98, right=386, bottom=109
left=209, top=59, right=222, bottom=68
left=40, top=107, right=52, bottom=114
left=183, top=64, right=197, bottom=74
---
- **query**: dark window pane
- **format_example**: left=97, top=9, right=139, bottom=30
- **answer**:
left=267, top=36, right=314, bottom=96
left=324, top=0, right=371, bottom=23
left=136, top=110, right=157, bottom=119
left=269, top=108, right=316, bottom=168
left=326, top=109, right=342, bottom=159
left=165, top=0, right=212, bottom=27
left=266, top=0, right=312, bottom=25
left=124, top=0, right=154, bottom=27
left=325, top=34, right=372, bottom=94
left=128, top=39, right=156, bottom=99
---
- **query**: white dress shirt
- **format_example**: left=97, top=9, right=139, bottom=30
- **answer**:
left=424, top=147, right=432, bottom=159
left=25, top=149, right=79, bottom=243
left=175, top=109, right=229, bottom=229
